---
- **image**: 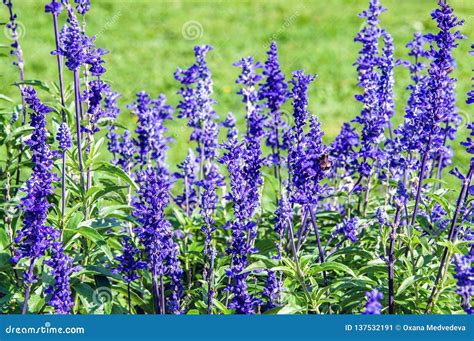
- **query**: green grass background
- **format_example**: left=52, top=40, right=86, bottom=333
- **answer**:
left=2, top=0, right=474, bottom=174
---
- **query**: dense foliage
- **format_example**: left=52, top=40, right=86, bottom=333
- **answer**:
left=0, top=0, right=472, bottom=315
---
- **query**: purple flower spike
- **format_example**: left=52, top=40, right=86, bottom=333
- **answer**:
left=220, top=117, right=262, bottom=314
left=468, top=45, right=474, bottom=105
left=363, top=289, right=383, bottom=314
left=175, top=45, right=219, bottom=161
left=75, top=0, right=90, bottom=15
left=57, top=122, right=72, bottom=151
left=234, top=56, right=265, bottom=139
left=44, top=242, right=79, bottom=314
left=45, top=0, right=63, bottom=15
left=128, top=91, right=174, bottom=167
left=113, top=236, right=147, bottom=283
left=333, top=217, right=360, bottom=243
left=426, top=0, right=464, bottom=169
left=55, top=8, right=91, bottom=71
left=453, top=251, right=473, bottom=314
left=174, top=149, right=199, bottom=214
left=107, top=128, right=136, bottom=173
left=330, top=123, right=359, bottom=177
left=259, top=42, right=290, bottom=167
left=13, top=87, right=59, bottom=266
left=262, top=270, right=280, bottom=311
left=290, top=114, right=328, bottom=205
left=461, top=123, right=474, bottom=155
left=274, top=195, right=292, bottom=259
left=133, top=168, right=183, bottom=314
left=289, top=70, right=316, bottom=137
left=352, top=0, right=392, bottom=177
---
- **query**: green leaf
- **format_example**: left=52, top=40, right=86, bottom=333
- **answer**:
left=213, top=300, right=231, bottom=314
left=310, top=261, right=356, bottom=277
left=396, top=275, right=424, bottom=296
left=28, top=294, right=45, bottom=313
left=3, top=125, right=34, bottom=145
left=73, top=282, right=95, bottom=310
left=186, top=309, right=200, bottom=315
left=424, top=178, right=448, bottom=186
left=79, top=218, right=123, bottom=230
left=86, top=184, right=129, bottom=203
left=241, top=260, right=267, bottom=274
left=65, top=226, right=113, bottom=260
left=426, top=193, right=451, bottom=216
left=416, top=214, right=432, bottom=235
left=172, top=207, right=188, bottom=227
left=0, top=253, right=12, bottom=271
left=278, top=303, right=304, bottom=314
left=0, top=94, right=13, bottom=102
left=16, top=80, right=50, bottom=91
left=72, top=226, right=103, bottom=241
left=94, top=162, right=138, bottom=190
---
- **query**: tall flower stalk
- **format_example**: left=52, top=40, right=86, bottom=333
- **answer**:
left=288, top=71, right=328, bottom=283
left=11, top=87, right=59, bottom=314
left=44, top=241, right=78, bottom=314
left=426, top=97, right=474, bottom=312
left=175, top=45, right=221, bottom=313
left=429, top=1, right=465, bottom=178
left=4, top=0, right=26, bottom=125
left=259, top=42, right=290, bottom=189
left=352, top=0, right=388, bottom=190
left=197, top=164, right=224, bottom=314
left=395, top=32, right=430, bottom=176
left=45, top=0, right=69, bottom=225
left=133, top=168, right=183, bottom=314
left=113, top=237, right=147, bottom=313
left=410, top=1, right=464, bottom=226
left=221, top=139, right=260, bottom=313
left=56, top=122, right=72, bottom=221
left=54, top=4, right=91, bottom=193
left=128, top=91, right=182, bottom=314
left=387, top=182, right=407, bottom=314
left=219, top=57, right=265, bottom=314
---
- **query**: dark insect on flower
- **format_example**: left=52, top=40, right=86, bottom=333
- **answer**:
left=443, top=65, right=455, bottom=74
left=318, top=154, right=332, bottom=172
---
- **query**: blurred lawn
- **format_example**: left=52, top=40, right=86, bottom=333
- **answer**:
left=2, top=0, right=473, bottom=175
